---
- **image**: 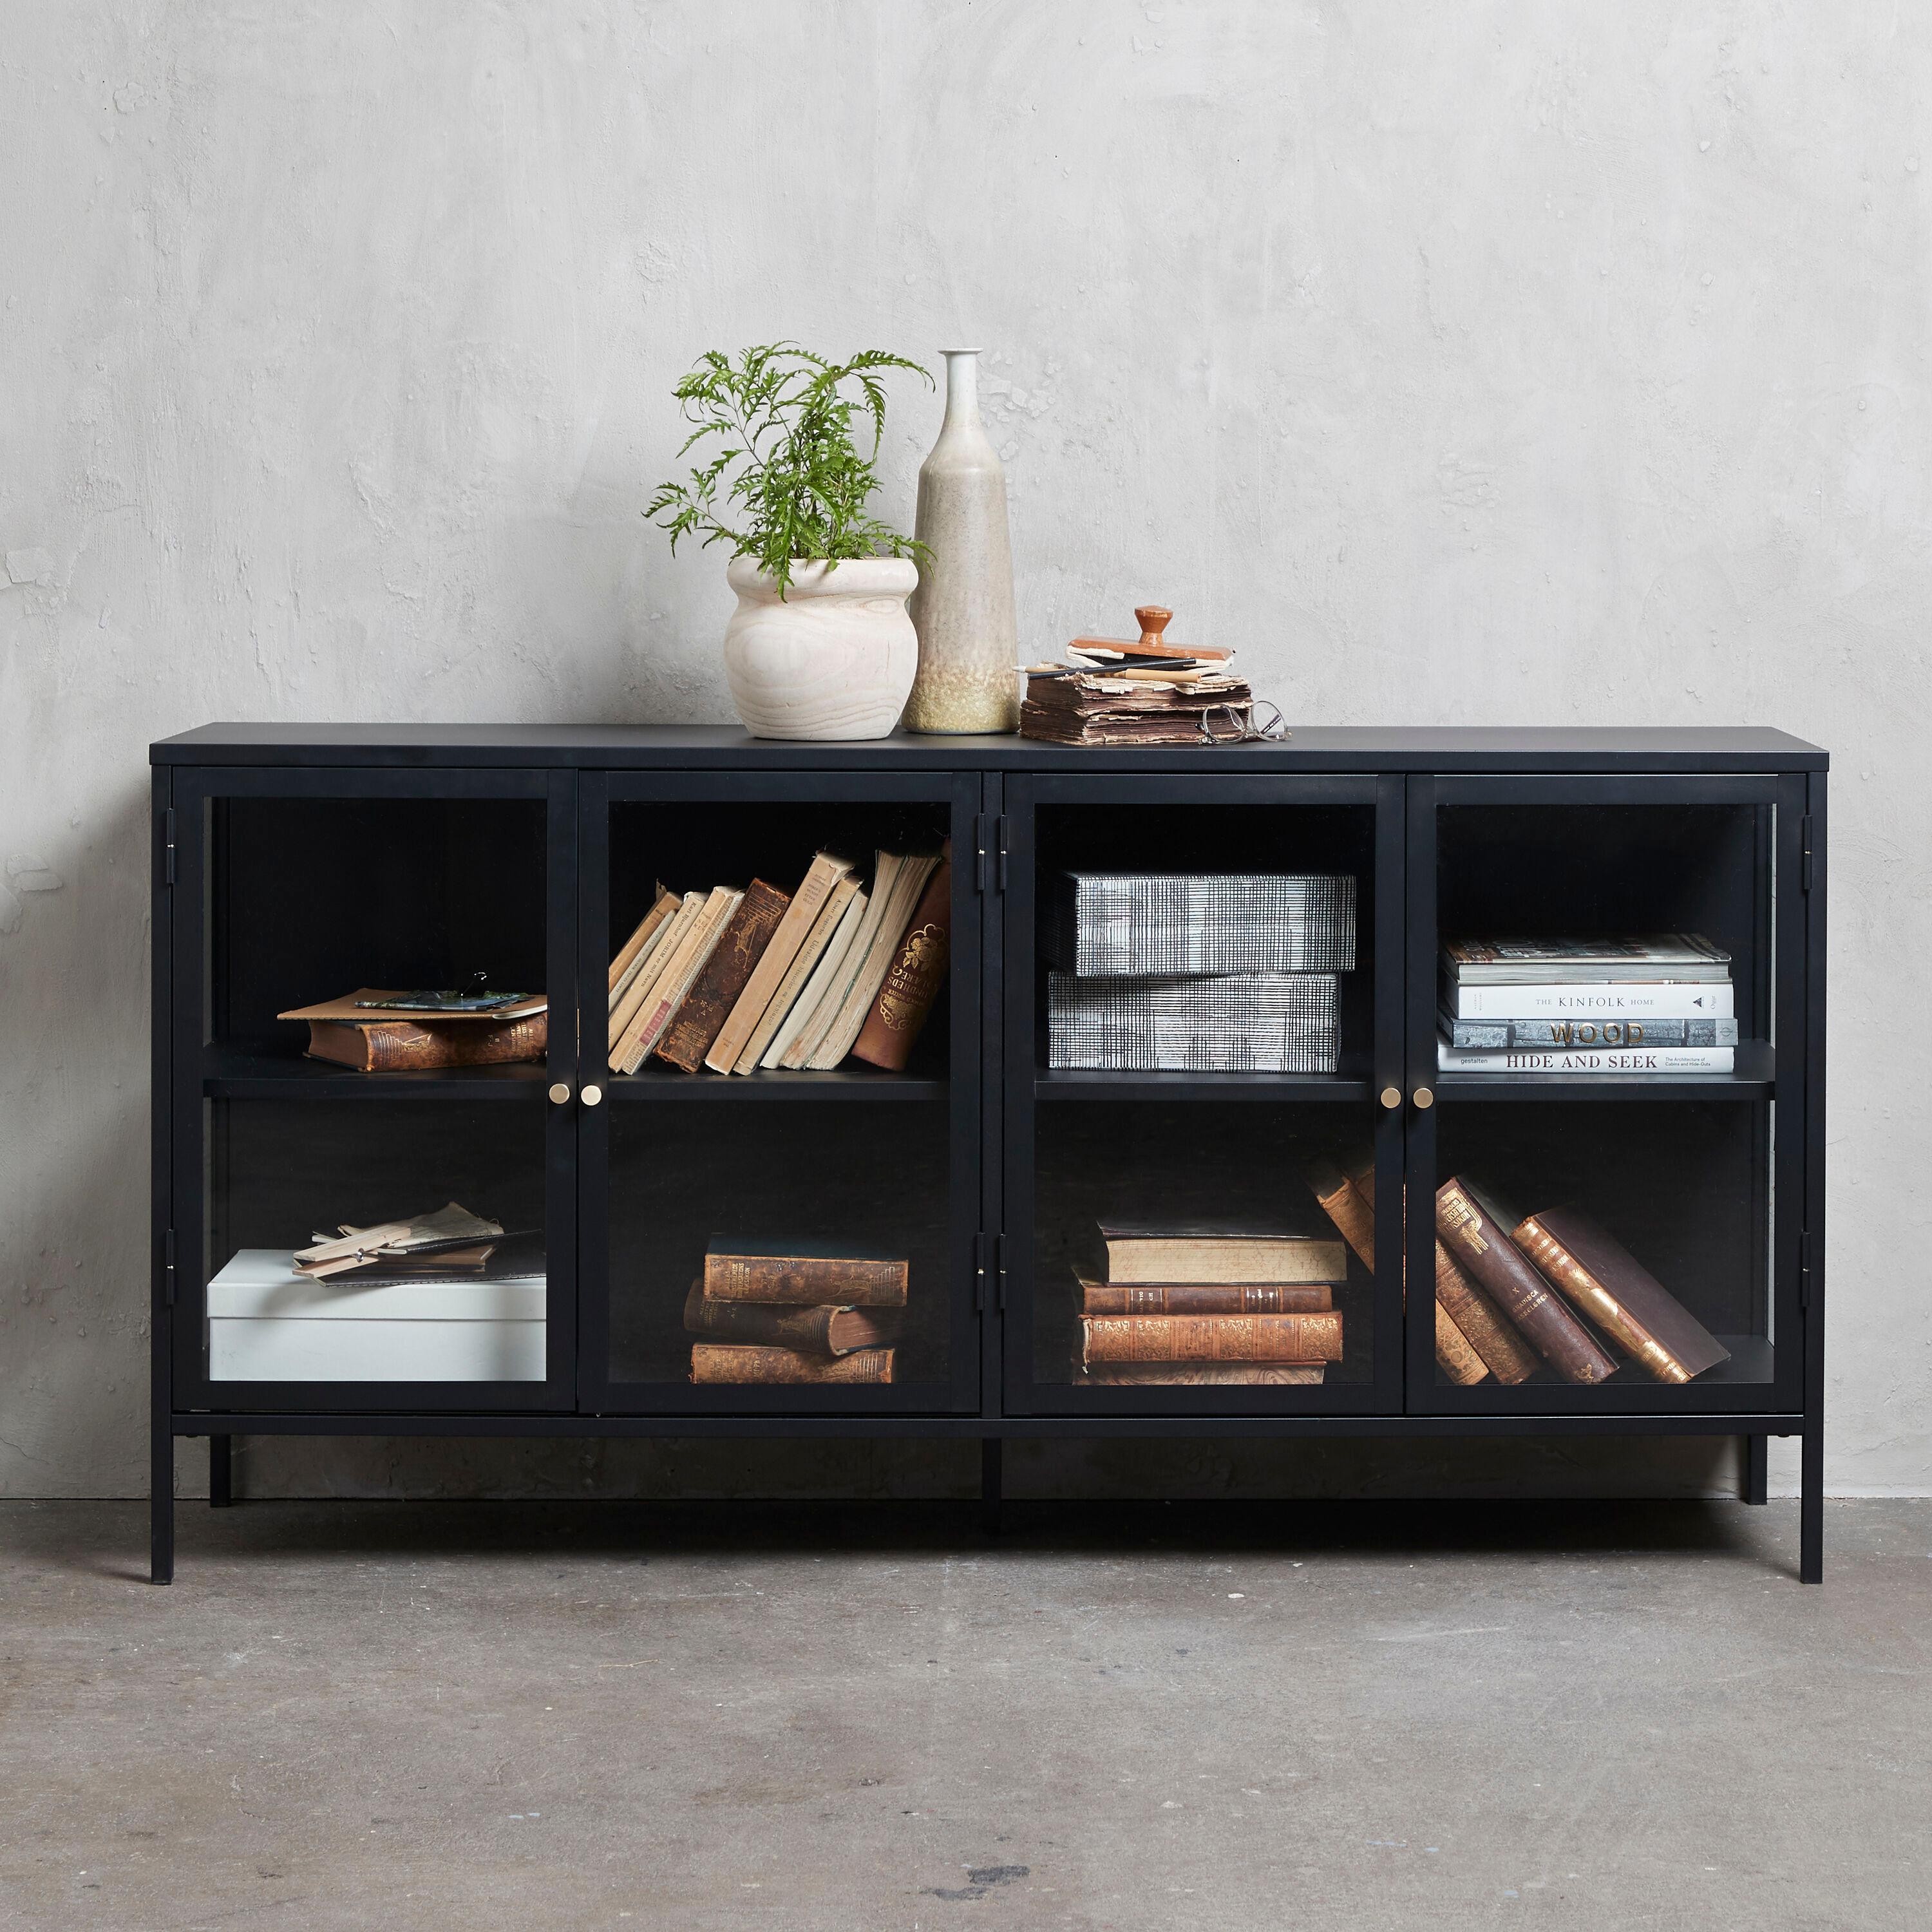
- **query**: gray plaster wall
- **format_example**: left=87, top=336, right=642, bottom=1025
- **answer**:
left=2, top=3, right=1925, bottom=1501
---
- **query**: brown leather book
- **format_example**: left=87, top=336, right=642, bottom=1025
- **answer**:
left=654, top=879, right=792, bottom=1072
left=690, top=1343, right=895, bottom=1384
left=681, top=1282, right=900, bottom=1356
left=1079, top=1362, right=1325, bottom=1386
left=1512, top=1207, right=1732, bottom=1383
left=850, top=848, right=952, bottom=1071
left=702, top=1238, right=909, bottom=1307
left=1077, top=1276, right=1332, bottom=1316
left=303, top=1013, right=547, bottom=1072
left=1433, top=1240, right=1540, bottom=1385
left=1310, top=1160, right=1488, bottom=1387
left=1435, top=1177, right=1618, bottom=1385
left=1079, top=1312, right=1343, bottom=1364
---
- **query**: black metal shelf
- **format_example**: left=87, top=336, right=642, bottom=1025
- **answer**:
left=1034, top=1069, right=1374, bottom=1104
left=202, top=1043, right=551, bottom=1100
left=1433, top=1039, right=1774, bottom=1103
left=607, top=1064, right=947, bottom=1101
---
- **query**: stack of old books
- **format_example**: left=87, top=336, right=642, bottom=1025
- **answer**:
left=685, top=1238, right=905, bottom=1384
left=607, top=845, right=951, bottom=1076
left=1046, top=871, right=1355, bottom=1071
left=1020, top=604, right=1253, bottom=745
left=1307, top=1160, right=1731, bottom=1387
left=1074, top=1220, right=1347, bottom=1387
left=1437, top=936, right=1736, bottom=1075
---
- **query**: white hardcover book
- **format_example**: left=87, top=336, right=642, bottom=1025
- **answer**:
left=1438, top=1042, right=1736, bottom=1074
left=1445, top=982, right=1736, bottom=1020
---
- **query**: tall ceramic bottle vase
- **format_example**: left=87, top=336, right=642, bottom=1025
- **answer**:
left=903, top=348, right=1021, bottom=733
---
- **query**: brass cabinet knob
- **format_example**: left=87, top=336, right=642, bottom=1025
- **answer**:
left=582, top=1084, right=603, bottom=1107
left=1412, top=1086, right=1435, bottom=1110
left=548, top=1081, right=572, bottom=1105
left=1379, top=1085, right=1402, bottom=1110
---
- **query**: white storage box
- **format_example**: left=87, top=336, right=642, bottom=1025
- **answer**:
left=207, top=1250, right=545, bottom=1382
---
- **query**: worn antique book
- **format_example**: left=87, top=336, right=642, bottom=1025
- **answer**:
left=741, top=875, right=864, bottom=1072
left=1045, top=873, right=1356, bottom=976
left=293, top=1202, right=505, bottom=1280
left=851, top=849, right=952, bottom=1072
left=805, top=851, right=943, bottom=1070
left=1511, top=1207, right=1732, bottom=1383
left=690, top=1343, right=895, bottom=1385
left=757, top=881, right=868, bottom=1070
left=1048, top=971, right=1339, bottom=1072
left=681, top=1281, right=900, bottom=1356
left=1076, top=1276, right=1333, bottom=1316
left=1099, top=1221, right=1346, bottom=1286
left=654, top=879, right=792, bottom=1072
left=609, top=891, right=705, bottom=1053
left=1441, top=936, right=1731, bottom=985
left=1444, top=981, right=1737, bottom=1020
left=1440, top=1012, right=1740, bottom=1048
left=613, top=886, right=741, bottom=1073
left=702, top=1237, right=909, bottom=1307
left=706, top=853, right=857, bottom=1073
left=783, top=853, right=918, bottom=1067
left=608, top=887, right=679, bottom=998
left=1313, top=1160, right=1489, bottom=1387
left=1438, top=1041, right=1736, bottom=1074
left=281, top=987, right=546, bottom=1025
left=1431, top=1235, right=1539, bottom=1384
left=1435, top=1177, right=1618, bottom=1385
left=1019, top=672, right=1256, bottom=747
left=1078, top=1363, right=1325, bottom=1387
left=300, top=1012, right=547, bottom=1072
left=1079, top=1312, right=1344, bottom=1364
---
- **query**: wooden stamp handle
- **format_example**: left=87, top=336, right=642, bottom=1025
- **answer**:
left=1134, top=606, right=1173, bottom=649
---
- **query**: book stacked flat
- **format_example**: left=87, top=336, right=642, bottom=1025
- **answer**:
left=1438, top=936, right=1737, bottom=1075
left=1307, top=1161, right=1732, bottom=1387
left=1045, top=872, right=1354, bottom=1072
left=686, top=1238, right=906, bottom=1384
left=1075, top=1222, right=1347, bottom=1385
left=606, top=844, right=951, bottom=1076
left=278, top=990, right=548, bottom=1072
left=1020, top=606, right=1260, bottom=746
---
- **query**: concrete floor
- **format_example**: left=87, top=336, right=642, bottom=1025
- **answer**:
left=3, top=1499, right=1927, bottom=1930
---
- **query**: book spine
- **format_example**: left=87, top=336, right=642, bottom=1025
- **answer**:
left=1432, top=1242, right=1539, bottom=1384
left=690, top=1343, right=895, bottom=1385
left=683, top=1282, right=845, bottom=1354
left=706, top=857, right=844, bottom=1073
left=654, top=879, right=791, bottom=1073
left=1434, top=1301, right=1490, bottom=1386
left=1446, top=982, right=1736, bottom=1019
left=306, top=1016, right=547, bottom=1072
left=1078, top=1281, right=1334, bottom=1316
left=1079, top=1312, right=1343, bottom=1363
left=1439, top=1044, right=1734, bottom=1073
left=1079, top=1363, right=1325, bottom=1386
left=1434, top=1179, right=1618, bottom=1385
left=850, top=853, right=952, bottom=1072
left=1510, top=1217, right=1692, bottom=1383
left=701, top=1253, right=909, bottom=1307
left=1442, top=1014, right=1739, bottom=1048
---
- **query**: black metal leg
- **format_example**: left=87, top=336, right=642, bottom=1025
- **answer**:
left=1743, top=1434, right=1768, bottom=1505
left=980, top=1437, right=1003, bottom=1535
left=209, top=1434, right=233, bottom=1508
left=1801, top=1417, right=1824, bottom=1583
left=151, top=1426, right=175, bottom=1586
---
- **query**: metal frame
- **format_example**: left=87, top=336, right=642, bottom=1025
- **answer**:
left=148, top=727, right=1828, bottom=1586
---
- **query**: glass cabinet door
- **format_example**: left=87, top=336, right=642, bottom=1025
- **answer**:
left=1003, top=773, right=1406, bottom=1416
left=576, top=770, right=981, bottom=1415
left=169, top=768, right=576, bottom=1412
left=1405, top=774, right=1807, bottom=1415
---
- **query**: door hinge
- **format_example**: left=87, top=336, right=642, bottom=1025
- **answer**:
left=164, top=1227, right=177, bottom=1307
left=1800, top=815, right=1814, bottom=894
left=973, top=1231, right=987, bottom=1312
left=996, top=816, right=1010, bottom=893
left=1799, top=1229, right=1813, bottom=1311
left=994, top=1232, right=1009, bottom=1311
left=974, top=813, right=993, bottom=894
left=163, top=808, right=176, bottom=886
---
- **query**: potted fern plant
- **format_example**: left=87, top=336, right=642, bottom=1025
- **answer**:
left=647, top=343, right=933, bottom=739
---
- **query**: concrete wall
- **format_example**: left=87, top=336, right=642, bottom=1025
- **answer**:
left=3, top=3, right=1926, bottom=1501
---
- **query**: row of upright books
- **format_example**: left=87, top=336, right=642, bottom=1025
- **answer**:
left=685, top=1238, right=905, bottom=1384
left=1045, top=871, right=1356, bottom=1072
left=1438, top=936, right=1737, bottom=1074
left=607, top=848, right=950, bottom=1075
left=1309, top=1160, right=1730, bottom=1385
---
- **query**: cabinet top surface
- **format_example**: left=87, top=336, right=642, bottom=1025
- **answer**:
left=151, top=722, right=1827, bottom=771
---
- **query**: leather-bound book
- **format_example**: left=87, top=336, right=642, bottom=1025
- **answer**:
left=1311, top=1160, right=1488, bottom=1387
left=1435, top=1177, right=1618, bottom=1385
left=1079, top=1362, right=1325, bottom=1386
left=654, top=880, right=791, bottom=1072
left=1432, top=1240, right=1540, bottom=1385
left=702, top=1237, right=909, bottom=1307
left=690, top=1343, right=895, bottom=1385
left=1077, top=1277, right=1332, bottom=1316
left=681, top=1281, right=900, bottom=1356
left=1079, top=1312, right=1343, bottom=1364
left=851, top=848, right=952, bottom=1071
left=1511, top=1207, right=1732, bottom=1383
left=303, top=1012, right=547, bottom=1072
